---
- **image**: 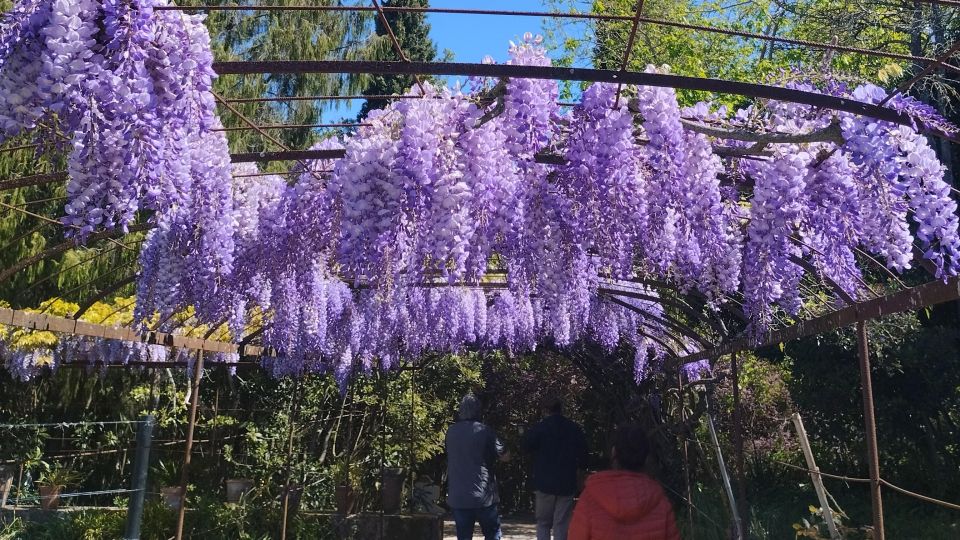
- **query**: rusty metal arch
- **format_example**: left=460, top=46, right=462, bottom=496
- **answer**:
left=598, top=284, right=730, bottom=339
left=211, top=60, right=955, bottom=141
left=600, top=294, right=705, bottom=354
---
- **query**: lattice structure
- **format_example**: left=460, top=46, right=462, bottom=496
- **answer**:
left=2, top=3, right=960, bottom=538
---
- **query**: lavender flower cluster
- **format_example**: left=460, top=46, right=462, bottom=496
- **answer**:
left=2, top=12, right=959, bottom=384
left=0, top=0, right=236, bottom=327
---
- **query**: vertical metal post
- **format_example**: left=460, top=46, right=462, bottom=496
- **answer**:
left=730, top=353, right=749, bottom=527
left=379, top=370, right=387, bottom=538
left=856, top=321, right=885, bottom=540
left=174, top=351, right=205, bottom=540
left=124, top=415, right=156, bottom=540
left=791, top=413, right=841, bottom=540
left=678, top=372, right=695, bottom=539
left=280, top=379, right=302, bottom=540
left=407, top=366, right=415, bottom=513
left=705, top=404, right=744, bottom=539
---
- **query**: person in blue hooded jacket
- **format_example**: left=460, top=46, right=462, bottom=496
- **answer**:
left=445, top=393, right=511, bottom=540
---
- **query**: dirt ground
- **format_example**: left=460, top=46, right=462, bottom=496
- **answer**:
left=443, top=518, right=538, bottom=539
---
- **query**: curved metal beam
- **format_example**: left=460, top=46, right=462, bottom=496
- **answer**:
left=72, top=273, right=137, bottom=320
left=211, top=61, right=954, bottom=140
left=601, top=293, right=714, bottom=349
left=599, top=285, right=729, bottom=338
left=626, top=277, right=749, bottom=324
left=0, top=171, right=67, bottom=191
left=788, top=255, right=857, bottom=305
left=0, top=223, right=152, bottom=284
left=601, top=293, right=705, bottom=353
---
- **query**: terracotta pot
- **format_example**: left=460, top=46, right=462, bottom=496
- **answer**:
left=380, top=467, right=405, bottom=514
left=38, top=485, right=62, bottom=510
left=0, top=466, right=14, bottom=508
left=334, top=484, right=355, bottom=515
left=225, top=478, right=254, bottom=503
left=160, top=486, right=183, bottom=510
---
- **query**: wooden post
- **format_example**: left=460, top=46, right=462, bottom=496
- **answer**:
left=174, top=351, right=205, bottom=540
left=791, top=413, right=841, bottom=540
left=856, top=321, right=885, bottom=540
left=730, top=352, right=749, bottom=526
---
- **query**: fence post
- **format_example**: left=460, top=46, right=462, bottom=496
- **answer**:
left=791, top=413, right=841, bottom=540
left=175, top=351, right=205, bottom=540
left=856, top=321, right=885, bottom=540
left=124, top=414, right=156, bottom=540
left=730, top=352, right=749, bottom=526
left=705, top=405, right=744, bottom=540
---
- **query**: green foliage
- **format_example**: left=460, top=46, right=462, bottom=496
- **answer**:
left=359, top=0, right=438, bottom=118
left=37, top=462, right=83, bottom=488
left=177, top=0, right=386, bottom=155
left=0, top=0, right=385, bottom=309
left=546, top=0, right=956, bottom=107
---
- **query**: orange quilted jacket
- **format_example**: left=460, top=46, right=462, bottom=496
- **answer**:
left=568, top=470, right=681, bottom=540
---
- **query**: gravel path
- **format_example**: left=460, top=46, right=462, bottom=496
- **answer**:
left=443, top=518, right=537, bottom=539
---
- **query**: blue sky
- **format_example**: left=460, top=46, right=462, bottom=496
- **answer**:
left=428, top=0, right=552, bottom=64
left=335, top=0, right=586, bottom=119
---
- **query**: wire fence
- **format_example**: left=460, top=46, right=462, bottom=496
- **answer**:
left=5, top=488, right=136, bottom=506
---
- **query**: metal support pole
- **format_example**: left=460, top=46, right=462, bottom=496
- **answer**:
left=791, top=413, right=841, bottom=540
left=124, top=415, right=156, bottom=540
left=280, top=379, right=302, bottom=540
left=856, top=321, right=885, bottom=540
left=407, top=367, right=415, bottom=513
left=679, top=373, right=695, bottom=539
left=174, top=351, right=205, bottom=540
left=706, top=403, right=744, bottom=539
left=730, top=353, right=749, bottom=527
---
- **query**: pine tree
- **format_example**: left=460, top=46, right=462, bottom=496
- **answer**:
left=359, top=0, right=438, bottom=119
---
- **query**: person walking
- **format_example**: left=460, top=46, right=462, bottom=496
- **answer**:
left=568, top=423, right=680, bottom=540
left=521, top=395, right=588, bottom=540
left=445, top=393, right=510, bottom=540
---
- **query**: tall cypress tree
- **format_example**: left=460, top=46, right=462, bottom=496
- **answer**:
left=359, top=0, right=438, bottom=118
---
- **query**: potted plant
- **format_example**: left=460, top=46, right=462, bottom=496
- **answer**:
left=225, top=478, right=255, bottom=503
left=332, top=460, right=359, bottom=515
left=37, top=463, right=80, bottom=510
left=0, top=465, right=14, bottom=508
left=151, top=460, right=183, bottom=510
left=380, top=466, right=405, bottom=514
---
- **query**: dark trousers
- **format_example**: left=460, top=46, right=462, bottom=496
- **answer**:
left=452, top=504, right=502, bottom=540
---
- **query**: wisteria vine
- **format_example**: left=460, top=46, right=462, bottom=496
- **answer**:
left=2, top=4, right=959, bottom=385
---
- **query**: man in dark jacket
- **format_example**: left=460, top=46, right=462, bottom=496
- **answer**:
left=521, top=395, right=588, bottom=540
left=445, top=393, right=510, bottom=540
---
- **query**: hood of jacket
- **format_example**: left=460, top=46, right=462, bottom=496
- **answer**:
left=582, top=470, right=667, bottom=523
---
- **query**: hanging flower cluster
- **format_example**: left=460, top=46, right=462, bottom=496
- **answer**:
left=2, top=8, right=959, bottom=383
left=0, top=0, right=235, bottom=325
left=1, top=333, right=240, bottom=382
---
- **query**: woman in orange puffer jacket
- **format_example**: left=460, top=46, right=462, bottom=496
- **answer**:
left=568, top=423, right=681, bottom=540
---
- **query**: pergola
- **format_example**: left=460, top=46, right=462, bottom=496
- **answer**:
left=2, top=2, right=960, bottom=539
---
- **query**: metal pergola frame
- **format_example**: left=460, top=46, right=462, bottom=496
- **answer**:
left=3, top=2, right=960, bottom=538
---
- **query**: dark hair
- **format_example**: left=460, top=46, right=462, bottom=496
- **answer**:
left=613, top=423, right=650, bottom=472
left=541, top=395, right=563, bottom=415
left=458, top=394, right=481, bottom=421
